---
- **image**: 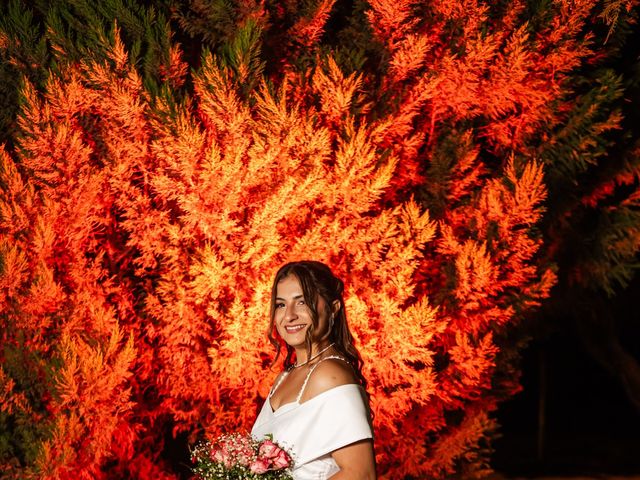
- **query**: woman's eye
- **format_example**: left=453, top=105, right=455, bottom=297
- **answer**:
left=297, top=300, right=305, bottom=305
left=275, top=303, right=285, bottom=309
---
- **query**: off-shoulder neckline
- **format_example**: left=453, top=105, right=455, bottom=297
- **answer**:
left=268, top=382, right=363, bottom=415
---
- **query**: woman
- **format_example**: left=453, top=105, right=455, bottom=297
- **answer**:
left=251, top=261, right=376, bottom=480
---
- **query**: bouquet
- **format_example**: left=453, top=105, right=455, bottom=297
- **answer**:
left=192, top=432, right=294, bottom=479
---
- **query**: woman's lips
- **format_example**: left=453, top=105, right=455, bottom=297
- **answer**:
left=284, top=324, right=306, bottom=333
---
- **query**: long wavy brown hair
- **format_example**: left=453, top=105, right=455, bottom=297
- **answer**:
left=267, top=260, right=368, bottom=392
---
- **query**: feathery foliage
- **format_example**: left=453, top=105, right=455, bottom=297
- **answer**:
left=1, top=0, right=639, bottom=478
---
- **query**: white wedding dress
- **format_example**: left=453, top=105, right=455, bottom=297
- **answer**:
left=251, top=356, right=373, bottom=480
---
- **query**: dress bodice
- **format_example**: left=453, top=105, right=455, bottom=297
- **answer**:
left=251, top=357, right=373, bottom=480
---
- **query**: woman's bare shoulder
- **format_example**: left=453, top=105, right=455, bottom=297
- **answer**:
left=303, top=358, right=357, bottom=400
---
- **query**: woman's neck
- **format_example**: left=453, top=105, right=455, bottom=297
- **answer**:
left=293, top=341, right=333, bottom=367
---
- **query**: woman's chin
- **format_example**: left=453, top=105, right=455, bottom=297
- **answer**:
left=282, top=336, right=306, bottom=349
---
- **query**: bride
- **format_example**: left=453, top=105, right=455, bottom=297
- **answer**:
left=252, top=261, right=376, bottom=479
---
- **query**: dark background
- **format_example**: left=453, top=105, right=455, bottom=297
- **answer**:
left=493, top=276, right=640, bottom=476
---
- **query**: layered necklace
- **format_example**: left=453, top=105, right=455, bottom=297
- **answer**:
left=293, top=342, right=335, bottom=368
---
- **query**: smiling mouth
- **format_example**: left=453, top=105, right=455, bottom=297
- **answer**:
left=284, top=324, right=307, bottom=333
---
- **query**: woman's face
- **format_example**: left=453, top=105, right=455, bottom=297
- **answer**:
left=274, top=275, right=332, bottom=349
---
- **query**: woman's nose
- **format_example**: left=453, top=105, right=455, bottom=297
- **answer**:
left=283, top=303, right=297, bottom=321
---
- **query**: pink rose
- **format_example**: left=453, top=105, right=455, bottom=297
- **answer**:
left=211, top=448, right=222, bottom=462
left=271, top=448, right=291, bottom=469
left=235, top=453, right=250, bottom=467
left=212, top=448, right=233, bottom=468
left=258, top=439, right=279, bottom=459
left=249, top=457, right=270, bottom=474
left=236, top=445, right=253, bottom=466
left=233, top=435, right=254, bottom=466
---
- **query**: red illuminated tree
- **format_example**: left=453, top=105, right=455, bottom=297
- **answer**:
left=0, top=0, right=638, bottom=479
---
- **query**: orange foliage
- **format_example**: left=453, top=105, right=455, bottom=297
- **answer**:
left=0, top=0, right=619, bottom=477
left=0, top=38, right=544, bottom=480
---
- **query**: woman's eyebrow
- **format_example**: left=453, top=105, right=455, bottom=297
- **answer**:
left=275, top=294, right=305, bottom=301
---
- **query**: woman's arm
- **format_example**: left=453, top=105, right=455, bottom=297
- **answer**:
left=329, top=439, right=376, bottom=480
left=303, top=360, right=376, bottom=479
